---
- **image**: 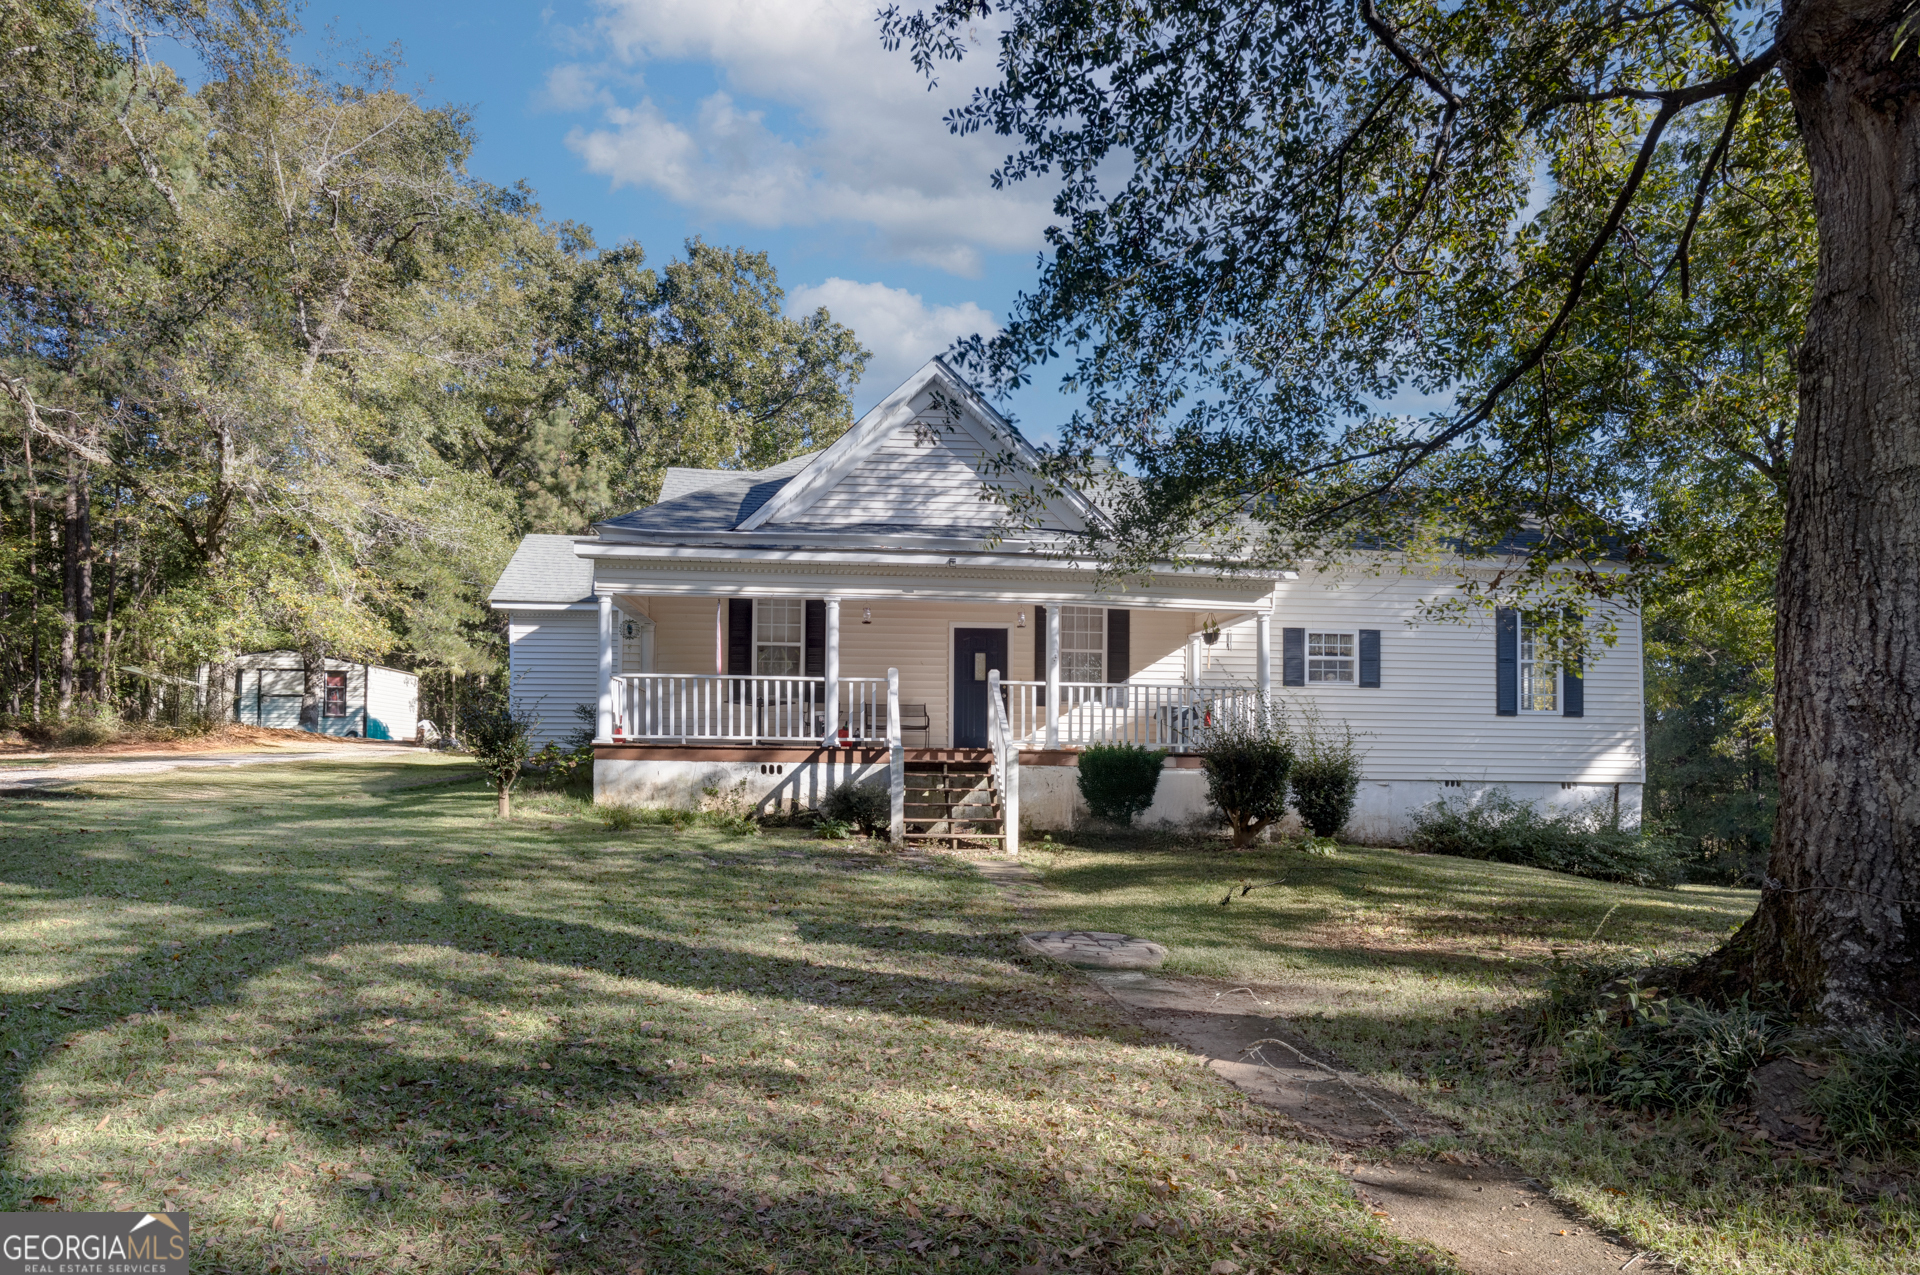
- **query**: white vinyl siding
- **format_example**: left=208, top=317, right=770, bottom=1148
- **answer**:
left=595, top=569, right=1644, bottom=780
left=775, top=393, right=1079, bottom=533
left=506, top=609, right=601, bottom=748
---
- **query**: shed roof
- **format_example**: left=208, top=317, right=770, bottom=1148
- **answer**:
left=488, top=533, right=596, bottom=605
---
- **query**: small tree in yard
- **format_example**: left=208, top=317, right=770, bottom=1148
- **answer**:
left=1289, top=703, right=1367, bottom=839
left=1199, top=698, right=1293, bottom=849
left=1078, top=743, right=1167, bottom=826
left=465, top=698, right=535, bottom=818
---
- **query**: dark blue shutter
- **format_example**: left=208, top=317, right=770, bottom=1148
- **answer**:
left=1358, top=629, right=1381, bottom=688
left=1563, top=657, right=1584, bottom=717
left=1495, top=608, right=1518, bottom=716
left=1032, top=606, right=1046, bottom=706
left=727, top=599, right=753, bottom=675
left=1282, top=627, right=1306, bottom=686
left=804, top=600, right=826, bottom=677
left=1106, top=609, right=1130, bottom=682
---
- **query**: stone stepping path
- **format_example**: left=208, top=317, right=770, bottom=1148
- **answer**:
left=978, top=860, right=1664, bottom=1275
left=1017, top=930, right=1167, bottom=969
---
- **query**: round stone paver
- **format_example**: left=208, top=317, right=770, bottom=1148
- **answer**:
left=1018, top=930, right=1167, bottom=970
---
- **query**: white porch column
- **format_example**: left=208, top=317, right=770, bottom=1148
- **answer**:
left=1256, top=610, right=1273, bottom=699
left=1187, top=632, right=1202, bottom=685
left=822, top=598, right=841, bottom=746
left=596, top=593, right=615, bottom=743
left=1044, top=603, right=1061, bottom=750
left=887, top=667, right=904, bottom=843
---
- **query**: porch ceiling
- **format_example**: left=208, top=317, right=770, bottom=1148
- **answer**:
left=586, top=553, right=1276, bottom=611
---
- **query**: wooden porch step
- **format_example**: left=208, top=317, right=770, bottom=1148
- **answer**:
left=903, top=832, right=1007, bottom=841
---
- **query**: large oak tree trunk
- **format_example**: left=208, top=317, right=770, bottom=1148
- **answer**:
left=1703, top=1, right=1920, bottom=1024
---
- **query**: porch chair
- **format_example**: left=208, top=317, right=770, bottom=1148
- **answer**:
left=863, top=701, right=932, bottom=748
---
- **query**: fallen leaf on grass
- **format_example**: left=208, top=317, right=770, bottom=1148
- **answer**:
left=271, top=1211, right=285, bottom=1231
left=31, top=1196, right=59, bottom=1207
left=1209, top=1261, right=1241, bottom=1274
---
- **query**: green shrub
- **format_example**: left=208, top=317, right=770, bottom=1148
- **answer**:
left=822, top=780, right=891, bottom=838
left=463, top=696, right=535, bottom=818
left=1407, top=788, right=1685, bottom=886
left=1077, top=743, right=1166, bottom=825
left=1199, top=698, right=1293, bottom=848
left=1813, top=1030, right=1920, bottom=1155
left=1560, top=987, right=1790, bottom=1111
left=1289, top=705, right=1365, bottom=838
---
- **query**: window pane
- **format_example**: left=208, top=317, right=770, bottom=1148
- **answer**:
left=1306, top=632, right=1354, bottom=683
left=756, top=645, right=800, bottom=676
left=758, top=599, right=803, bottom=644
left=1059, top=606, right=1104, bottom=680
left=1518, top=620, right=1556, bottom=711
left=1062, top=652, right=1103, bottom=682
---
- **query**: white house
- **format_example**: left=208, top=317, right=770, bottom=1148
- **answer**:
left=489, top=358, right=1645, bottom=846
left=220, top=651, right=421, bottom=741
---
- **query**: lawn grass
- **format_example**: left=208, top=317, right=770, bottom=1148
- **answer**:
left=0, top=759, right=1457, bottom=1275
left=1016, top=831, right=1918, bottom=1275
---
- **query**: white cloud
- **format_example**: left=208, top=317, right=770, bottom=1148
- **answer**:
left=788, top=278, right=998, bottom=406
left=556, top=0, right=1052, bottom=276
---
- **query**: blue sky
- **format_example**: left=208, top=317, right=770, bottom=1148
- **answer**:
left=273, top=0, right=1074, bottom=431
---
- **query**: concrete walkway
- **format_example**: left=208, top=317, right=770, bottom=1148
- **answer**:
left=0, top=746, right=428, bottom=792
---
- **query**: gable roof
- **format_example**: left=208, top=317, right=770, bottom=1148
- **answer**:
left=488, top=533, right=596, bottom=605
left=737, top=357, right=1098, bottom=535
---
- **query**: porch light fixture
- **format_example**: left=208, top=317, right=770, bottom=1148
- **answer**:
left=862, top=607, right=872, bottom=625
left=1016, top=610, right=1027, bottom=628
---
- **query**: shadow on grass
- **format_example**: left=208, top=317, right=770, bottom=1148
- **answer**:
left=0, top=763, right=1448, bottom=1273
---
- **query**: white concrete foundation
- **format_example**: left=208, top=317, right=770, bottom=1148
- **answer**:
left=594, top=757, right=1642, bottom=845
left=596, top=755, right=890, bottom=815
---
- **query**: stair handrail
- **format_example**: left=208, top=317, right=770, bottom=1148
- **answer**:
left=987, top=668, right=1018, bottom=856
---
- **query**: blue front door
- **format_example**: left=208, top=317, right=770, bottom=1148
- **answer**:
left=953, top=628, right=1008, bottom=748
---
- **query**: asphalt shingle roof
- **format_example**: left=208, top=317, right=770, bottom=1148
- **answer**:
left=599, top=453, right=820, bottom=536
left=487, top=534, right=596, bottom=605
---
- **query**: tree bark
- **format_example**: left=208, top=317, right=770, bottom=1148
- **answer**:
left=299, top=641, right=326, bottom=734
left=1697, top=1, right=1920, bottom=1024
left=57, top=452, right=79, bottom=715
left=497, top=779, right=510, bottom=819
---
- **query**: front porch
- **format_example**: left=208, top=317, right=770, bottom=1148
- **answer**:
left=588, top=593, right=1272, bottom=850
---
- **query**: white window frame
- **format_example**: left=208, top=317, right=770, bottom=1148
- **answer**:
left=1306, top=631, right=1356, bottom=684
left=1518, top=617, right=1558, bottom=713
left=754, top=599, right=804, bottom=677
left=1058, top=605, right=1106, bottom=683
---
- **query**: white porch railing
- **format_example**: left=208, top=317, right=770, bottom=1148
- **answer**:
left=1003, top=679, right=1257, bottom=753
left=610, top=672, right=1255, bottom=753
left=613, top=674, right=889, bottom=745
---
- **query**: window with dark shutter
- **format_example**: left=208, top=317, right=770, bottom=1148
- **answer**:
left=1495, top=608, right=1519, bottom=715
left=1033, top=605, right=1047, bottom=705
left=1563, top=657, right=1584, bottom=717
left=804, top=600, right=826, bottom=677
left=1358, top=629, right=1381, bottom=687
left=1282, top=627, right=1305, bottom=686
left=1106, top=609, right=1130, bottom=683
left=726, top=599, right=753, bottom=675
